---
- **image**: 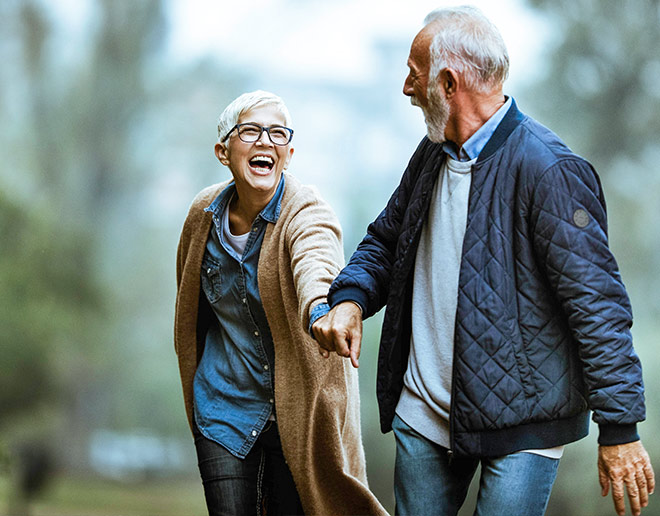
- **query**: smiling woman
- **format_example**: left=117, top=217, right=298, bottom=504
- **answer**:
left=173, top=91, right=387, bottom=515
left=215, top=102, right=294, bottom=233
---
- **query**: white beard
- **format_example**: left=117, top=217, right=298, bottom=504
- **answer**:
left=412, top=85, right=450, bottom=143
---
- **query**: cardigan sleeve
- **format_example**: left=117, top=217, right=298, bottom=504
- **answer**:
left=284, top=187, right=344, bottom=332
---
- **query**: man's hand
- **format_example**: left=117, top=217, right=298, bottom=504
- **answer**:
left=598, top=440, right=655, bottom=516
left=311, top=302, right=362, bottom=368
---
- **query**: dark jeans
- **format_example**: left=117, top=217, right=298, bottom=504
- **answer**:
left=193, top=420, right=304, bottom=516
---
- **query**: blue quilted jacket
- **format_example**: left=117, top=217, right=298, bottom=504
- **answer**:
left=328, top=99, right=645, bottom=457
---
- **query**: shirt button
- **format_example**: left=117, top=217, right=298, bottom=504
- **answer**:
left=242, top=298, right=247, bottom=304
left=252, top=227, right=258, bottom=232
left=254, top=331, right=259, bottom=337
left=251, top=430, right=257, bottom=437
left=207, top=268, right=212, bottom=274
left=263, top=364, right=269, bottom=371
left=269, top=398, right=274, bottom=404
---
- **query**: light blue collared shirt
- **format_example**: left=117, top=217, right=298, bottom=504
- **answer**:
left=442, top=97, right=512, bottom=161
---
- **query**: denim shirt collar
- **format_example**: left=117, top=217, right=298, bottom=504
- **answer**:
left=204, top=174, right=286, bottom=223
left=442, top=96, right=512, bottom=161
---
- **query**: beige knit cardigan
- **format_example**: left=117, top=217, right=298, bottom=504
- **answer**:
left=174, top=173, right=387, bottom=515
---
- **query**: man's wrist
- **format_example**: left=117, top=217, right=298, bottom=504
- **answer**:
left=342, top=300, right=363, bottom=316
left=328, top=286, right=368, bottom=315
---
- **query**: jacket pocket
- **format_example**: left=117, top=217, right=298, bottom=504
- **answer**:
left=508, top=319, right=535, bottom=398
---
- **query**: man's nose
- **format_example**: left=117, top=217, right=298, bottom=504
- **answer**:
left=403, top=75, right=414, bottom=96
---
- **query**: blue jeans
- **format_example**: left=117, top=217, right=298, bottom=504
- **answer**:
left=193, top=421, right=303, bottom=516
left=392, top=415, right=559, bottom=516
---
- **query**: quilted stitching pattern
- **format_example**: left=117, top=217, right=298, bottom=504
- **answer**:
left=330, top=107, right=645, bottom=457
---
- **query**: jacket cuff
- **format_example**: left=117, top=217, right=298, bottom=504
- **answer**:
left=308, top=302, right=330, bottom=338
left=328, top=286, right=368, bottom=315
left=598, top=423, right=640, bottom=446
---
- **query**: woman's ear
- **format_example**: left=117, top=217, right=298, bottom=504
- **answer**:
left=283, top=146, right=295, bottom=170
left=215, top=142, right=230, bottom=166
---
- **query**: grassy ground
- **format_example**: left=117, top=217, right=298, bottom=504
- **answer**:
left=0, top=473, right=207, bottom=516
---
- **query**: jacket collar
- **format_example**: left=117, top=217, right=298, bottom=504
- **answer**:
left=476, top=97, right=525, bottom=164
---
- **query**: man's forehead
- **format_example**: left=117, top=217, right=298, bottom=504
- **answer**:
left=409, top=28, right=433, bottom=67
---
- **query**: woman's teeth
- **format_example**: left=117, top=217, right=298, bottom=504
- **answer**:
left=249, top=155, right=274, bottom=170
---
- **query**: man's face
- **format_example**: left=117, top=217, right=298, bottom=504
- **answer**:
left=404, top=27, right=450, bottom=143
left=403, top=29, right=433, bottom=107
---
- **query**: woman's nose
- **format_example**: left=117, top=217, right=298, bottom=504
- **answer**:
left=256, top=129, right=274, bottom=146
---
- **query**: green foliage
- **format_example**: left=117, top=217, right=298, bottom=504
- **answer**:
left=0, top=191, right=98, bottom=424
left=523, top=0, right=660, bottom=164
left=0, top=0, right=246, bottom=462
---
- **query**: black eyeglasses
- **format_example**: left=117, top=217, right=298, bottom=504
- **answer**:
left=221, top=123, right=294, bottom=146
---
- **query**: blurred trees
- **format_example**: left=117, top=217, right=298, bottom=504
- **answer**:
left=519, top=0, right=660, bottom=515
left=1, top=0, right=658, bottom=513
left=0, top=0, right=242, bottom=482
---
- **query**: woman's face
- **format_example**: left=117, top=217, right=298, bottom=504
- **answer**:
left=216, top=104, right=294, bottom=200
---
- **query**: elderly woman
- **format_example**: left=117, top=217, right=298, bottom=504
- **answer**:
left=174, top=91, right=385, bottom=516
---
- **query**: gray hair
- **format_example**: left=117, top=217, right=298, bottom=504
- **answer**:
left=424, top=6, right=509, bottom=94
left=217, top=90, right=292, bottom=143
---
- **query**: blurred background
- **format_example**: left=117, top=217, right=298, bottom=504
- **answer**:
left=1, top=0, right=659, bottom=514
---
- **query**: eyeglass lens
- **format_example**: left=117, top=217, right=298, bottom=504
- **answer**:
left=237, top=123, right=292, bottom=145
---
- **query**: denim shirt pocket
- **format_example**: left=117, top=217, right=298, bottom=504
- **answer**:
left=200, top=255, right=223, bottom=304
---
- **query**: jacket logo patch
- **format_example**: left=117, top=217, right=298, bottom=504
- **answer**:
left=573, top=209, right=590, bottom=228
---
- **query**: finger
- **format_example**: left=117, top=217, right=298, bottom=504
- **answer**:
left=311, top=322, right=321, bottom=342
left=350, top=345, right=360, bottom=368
left=626, top=475, right=641, bottom=516
left=644, top=461, right=655, bottom=494
left=349, top=326, right=362, bottom=369
left=598, top=464, right=610, bottom=496
left=611, top=480, right=626, bottom=516
left=316, top=338, right=333, bottom=352
left=335, top=333, right=351, bottom=358
left=318, top=346, right=329, bottom=359
left=636, top=468, right=649, bottom=509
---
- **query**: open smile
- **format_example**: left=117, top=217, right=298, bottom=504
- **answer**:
left=249, top=154, right=274, bottom=174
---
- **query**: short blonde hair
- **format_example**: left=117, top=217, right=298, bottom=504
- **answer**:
left=217, top=90, right=292, bottom=143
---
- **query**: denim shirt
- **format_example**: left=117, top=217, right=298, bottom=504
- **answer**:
left=193, top=176, right=285, bottom=459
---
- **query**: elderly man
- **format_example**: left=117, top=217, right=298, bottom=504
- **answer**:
left=313, top=6, right=654, bottom=516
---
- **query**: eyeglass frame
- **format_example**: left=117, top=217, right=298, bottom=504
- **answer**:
left=221, top=122, right=294, bottom=146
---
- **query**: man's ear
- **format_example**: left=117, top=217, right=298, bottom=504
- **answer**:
left=440, top=68, right=460, bottom=98
left=215, top=142, right=230, bottom=166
